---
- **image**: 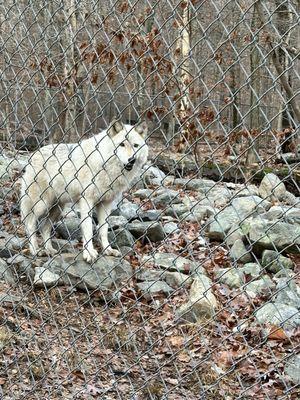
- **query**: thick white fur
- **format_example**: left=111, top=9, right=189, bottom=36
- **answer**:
left=20, top=121, right=149, bottom=262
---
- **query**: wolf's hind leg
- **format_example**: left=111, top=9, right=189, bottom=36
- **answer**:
left=97, top=201, right=121, bottom=257
left=21, top=195, right=39, bottom=256
left=26, top=200, right=52, bottom=256
left=40, top=204, right=61, bottom=255
left=79, top=198, right=98, bottom=263
left=25, top=213, right=39, bottom=256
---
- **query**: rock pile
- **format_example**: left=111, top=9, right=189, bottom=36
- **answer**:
left=0, top=155, right=299, bottom=338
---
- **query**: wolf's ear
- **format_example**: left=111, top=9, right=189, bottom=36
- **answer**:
left=135, top=121, right=148, bottom=138
left=108, top=118, right=124, bottom=137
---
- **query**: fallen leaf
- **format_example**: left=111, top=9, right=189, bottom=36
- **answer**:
left=168, top=335, right=184, bottom=347
left=267, top=326, right=288, bottom=341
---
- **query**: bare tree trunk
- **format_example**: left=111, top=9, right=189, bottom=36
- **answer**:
left=274, top=0, right=296, bottom=154
left=55, top=0, right=78, bottom=142
left=136, top=9, right=155, bottom=118
left=256, top=0, right=300, bottom=155
left=179, top=2, right=191, bottom=135
left=175, top=1, right=192, bottom=152
left=246, top=0, right=263, bottom=165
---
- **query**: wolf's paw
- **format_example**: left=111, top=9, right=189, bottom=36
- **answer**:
left=103, top=247, right=121, bottom=257
left=83, top=248, right=99, bottom=263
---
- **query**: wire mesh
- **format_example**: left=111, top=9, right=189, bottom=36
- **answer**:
left=0, top=0, right=299, bottom=399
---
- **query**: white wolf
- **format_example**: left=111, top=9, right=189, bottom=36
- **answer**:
left=21, top=120, right=148, bottom=263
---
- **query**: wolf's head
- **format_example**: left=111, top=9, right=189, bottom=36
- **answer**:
left=108, top=119, right=149, bottom=171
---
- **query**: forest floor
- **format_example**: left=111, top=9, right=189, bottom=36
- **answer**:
left=0, top=138, right=299, bottom=399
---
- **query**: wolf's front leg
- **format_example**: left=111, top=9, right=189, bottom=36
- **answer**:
left=96, top=202, right=121, bottom=257
left=79, top=198, right=98, bottom=263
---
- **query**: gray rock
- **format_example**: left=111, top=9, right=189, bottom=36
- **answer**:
left=182, top=205, right=216, bottom=223
left=137, top=281, right=173, bottom=300
left=143, top=165, right=166, bottom=186
left=138, top=210, right=162, bottom=221
left=0, top=155, right=24, bottom=181
left=56, top=217, right=81, bottom=240
left=7, top=255, right=35, bottom=280
left=255, top=302, right=300, bottom=328
left=152, top=189, right=180, bottom=207
left=46, top=253, right=132, bottom=291
left=108, top=228, right=135, bottom=248
left=262, top=205, right=288, bottom=221
left=215, top=268, right=245, bottom=288
left=0, top=293, right=22, bottom=303
left=284, top=355, right=300, bottom=385
left=248, top=220, right=300, bottom=253
left=164, top=271, right=192, bottom=288
left=107, top=215, right=128, bottom=230
left=207, top=186, right=233, bottom=207
left=142, top=252, right=204, bottom=274
left=262, top=250, right=294, bottom=273
left=185, top=178, right=215, bottom=192
left=173, top=178, right=189, bottom=187
left=225, top=227, right=245, bottom=246
left=264, top=206, right=300, bottom=224
left=119, top=202, right=139, bottom=220
left=234, top=185, right=260, bottom=197
left=136, top=268, right=191, bottom=288
left=0, top=234, right=26, bottom=258
left=275, top=279, right=300, bottom=309
left=136, top=269, right=164, bottom=282
left=282, top=191, right=298, bottom=206
left=133, top=189, right=153, bottom=200
left=118, top=246, right=135, bottom=256
left=281, top=152, right=295, bottom=162
left=176, top=275, right=218, bottom=322
left=130, top=175, right=145, bottom=191
left=0, top=157, right=10, bottom=181
left=183, top=196, right=211, bottom=208
left=245, top=275, right=274, bottom=297
left=51, top=238, right=78, bottom=253
left=231, top=196, right=271, bottom=217
left=164, top=204, right=189, bottom=217
left=241, top=263, right=261, bottom=278
left=127, top=221, right=165, bottom=242
left=259, top=173, right=286, bottom=201
left=163, top=222, right=179, bottom=235
left=230, top=239, right=252, bottom=263
left=207, top=206, right=240, bottom=240
left=0, top=258, right=16, bottom=285
left=283, top=208, right=300, bottom=225
left=34, top=267, right=61, bottom=287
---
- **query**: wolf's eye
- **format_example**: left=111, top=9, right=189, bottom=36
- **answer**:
left=120, top=142, right=125, bottom=147
left=133, top=144, right=139, bottom=148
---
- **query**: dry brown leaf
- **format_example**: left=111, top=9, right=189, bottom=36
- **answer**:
left=267, top=326, right=288, bottom=341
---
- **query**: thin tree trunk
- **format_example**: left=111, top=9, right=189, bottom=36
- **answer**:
left=175, top=1, right=192, bottom=152
left=256, top=1, right=300, bottom=155
left=55, top=0, right=78, bottom=142
left=246, top=0, right=263, bottom=165
left=274, top=0, right=296, bottom=154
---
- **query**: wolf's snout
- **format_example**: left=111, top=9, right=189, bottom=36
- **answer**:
left=128, top=156, right=136, bottom=165
left=124, top=156, right=136, bottom=171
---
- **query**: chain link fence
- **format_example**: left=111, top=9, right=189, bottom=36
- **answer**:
left=0, top=0, right=299, bottom=398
